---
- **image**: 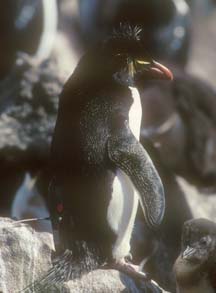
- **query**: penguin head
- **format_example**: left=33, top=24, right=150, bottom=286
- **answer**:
left=181, top=218, right=216, bottom=264
left=181, top=235, right=216, bottom=265
left=174, top=219, right=216, bottom=290
left=74, top=24, right=173, bottom=87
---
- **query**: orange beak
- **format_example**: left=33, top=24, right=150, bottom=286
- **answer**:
left=150, top=60, right=173, bottom=80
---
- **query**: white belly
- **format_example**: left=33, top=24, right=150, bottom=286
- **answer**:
left=107, top=87, right=142, bottom=260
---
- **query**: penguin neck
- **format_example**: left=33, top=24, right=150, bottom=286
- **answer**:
left=175, top=256, right=214, bottom=293
left=177, top=277, right=214, bottom=293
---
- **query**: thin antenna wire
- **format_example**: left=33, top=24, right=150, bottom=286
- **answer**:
left=13, top=217, right=50, bottom=225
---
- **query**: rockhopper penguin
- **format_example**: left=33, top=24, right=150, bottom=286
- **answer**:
left=50, top=25, right=173, bottom=279
left=174, top=218, right=216, bottom=293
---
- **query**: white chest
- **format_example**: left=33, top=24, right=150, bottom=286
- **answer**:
left=128, top=86, right=142, bottom=140
left=107, top=87, right=142, bottom=260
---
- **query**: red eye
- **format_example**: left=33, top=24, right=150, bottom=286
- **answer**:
left=57, top=203, right=64, bottom=213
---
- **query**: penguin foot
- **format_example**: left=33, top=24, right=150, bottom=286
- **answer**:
left=103, top=259, right=150, bottom=280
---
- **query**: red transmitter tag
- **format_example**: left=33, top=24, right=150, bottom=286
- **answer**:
left=57, top=203, right=64, bottom=214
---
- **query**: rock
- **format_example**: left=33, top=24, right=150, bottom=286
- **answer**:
left=64, top=270, right=167, bottom=293
left=24, top=260, right=166, bottom=293
left=0, top=217, right=54, bottom=292
left=0, top=53, right=64, bottom=214
left=0, top=218, right=168, bottom=293
left=0, top=53, right=63, bottom=167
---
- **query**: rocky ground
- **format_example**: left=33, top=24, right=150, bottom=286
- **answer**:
left=0, top=218, right=168, bottom=293
left=0, top=1, right=216, bottom=292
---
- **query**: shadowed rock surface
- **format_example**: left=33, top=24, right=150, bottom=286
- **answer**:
left=0, top=218, right=53, bottom=292
left=0, top=218, right=168, bottom=293
left=0, top=53, right=63, bottom=215
left=0, top=53, right=63, bottom=165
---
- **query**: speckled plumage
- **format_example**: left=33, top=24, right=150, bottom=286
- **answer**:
left=49, top=25, right=170, bottom=278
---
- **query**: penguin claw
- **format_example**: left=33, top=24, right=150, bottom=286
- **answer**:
left=125, top=252, right=133, bottom=261
left=102, top=259, right=150, bottom=280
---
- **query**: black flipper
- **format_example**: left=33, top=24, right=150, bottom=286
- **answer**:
left=107, top=122, right=165, bottom=229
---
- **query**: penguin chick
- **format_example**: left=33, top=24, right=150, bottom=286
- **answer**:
left=50, top=24, right=172, bottom=280
left=174, top=218, right=216, bottom=293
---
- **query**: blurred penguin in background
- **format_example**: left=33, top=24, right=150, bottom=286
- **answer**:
left=0, top=0, right=58, bottom=219
left=0, top=0, right=58, bottom=78
left=78, top=0, right=191, bottom=67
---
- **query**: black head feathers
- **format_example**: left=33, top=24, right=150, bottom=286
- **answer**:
left=182, top=218, right=216, bottom=250
left=112, top=23, right=142, bottom=41
left=101, top=23, right=147, bottom=65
